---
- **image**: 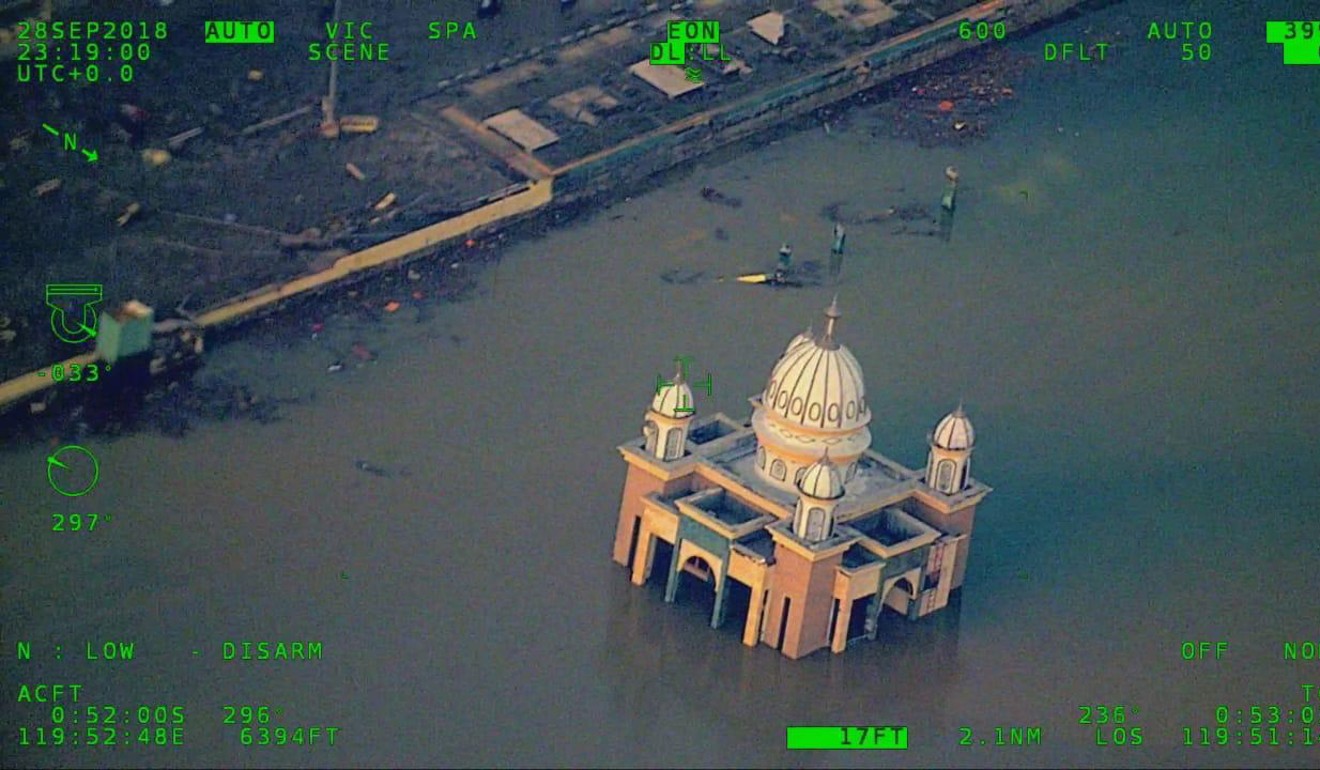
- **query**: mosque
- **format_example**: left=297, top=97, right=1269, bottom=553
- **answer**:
left=611, top=299, right=990, bottom=659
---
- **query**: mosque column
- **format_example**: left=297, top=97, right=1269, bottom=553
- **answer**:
left=831, top=599, right=851, bottom=653
left=743, top=580, right=767, bottom=647
left=710, top=567, right=728, bottom=629
left=630, top=519, right=656, bottom=586
left=865, top=594, right=883, bottom=640
left=663, top=540, right=684, bottom=603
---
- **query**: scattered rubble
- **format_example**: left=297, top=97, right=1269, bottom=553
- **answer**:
left=865, top=47, right=1031, bottom=147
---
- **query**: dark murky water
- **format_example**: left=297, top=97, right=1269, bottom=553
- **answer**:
left=3, top=1, right=1318, bottom=767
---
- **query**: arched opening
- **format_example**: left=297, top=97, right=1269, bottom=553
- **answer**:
left=882, top=576, right=918, bottom=616
left=757, top=446, right=766, bottom=469
left=847, top=595, right=871, bottom=643
left=664, top=427, right=683, bottom=459
left=806, top=508, right=827, bottom=541
left=643, top=420, right=658, bottom=455
left=673, top=554, right=720, bottom=622
left=770, top=459, right=786, bottom=481
left=794, top=467, right=805, bottom=486
left=935, top=460, right=955, bottom=493
left=682, top=555, right=713, bottom=582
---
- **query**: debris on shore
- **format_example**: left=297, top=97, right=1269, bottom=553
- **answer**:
left=821, top=201, right=931, bottom=225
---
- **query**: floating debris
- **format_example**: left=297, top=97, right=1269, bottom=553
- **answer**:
left=699, top=186, right=743, bottom=208
left=354, top=459, right=391, bottom=477
left=660, top=268, right=706, bottom=285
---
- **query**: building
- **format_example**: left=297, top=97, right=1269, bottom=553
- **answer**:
left=611, top=299, right=990, bottom=659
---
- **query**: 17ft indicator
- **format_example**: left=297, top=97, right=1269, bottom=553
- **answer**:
left=786, top=725, right=908, bottom=750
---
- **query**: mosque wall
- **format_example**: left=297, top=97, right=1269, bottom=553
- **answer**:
left=611, top=461, right=695, bottom=567
left=903, top=498, right=978, bottom=590
left=766, top=547, right=845, bottom=659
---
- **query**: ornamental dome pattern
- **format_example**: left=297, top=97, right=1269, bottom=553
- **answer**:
left=932, top=407, right=974, bottom=450
left=797, top=452, right=845, bottom=500
left=761, top=301, right=869, bottom=432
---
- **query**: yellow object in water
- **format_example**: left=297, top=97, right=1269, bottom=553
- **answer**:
left=737, top=273, right=769, bottom=284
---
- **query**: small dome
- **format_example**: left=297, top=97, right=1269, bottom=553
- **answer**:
left=797, top=452, right=845, bottom=500
left=932, top=406, right=974, bottom=450
left=652, top=372, right=695, bottom=419
left=762, top=299, right=869, bottom=432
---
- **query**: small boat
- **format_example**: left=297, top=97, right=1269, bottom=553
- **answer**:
left=737, top=272, right=803, bottom=287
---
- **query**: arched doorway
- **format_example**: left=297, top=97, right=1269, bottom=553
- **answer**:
left=882, top=576, right=918, bottom=615
left=674, top=555, right=717, bottom=618
left=682, top=555, right=713, bottom=582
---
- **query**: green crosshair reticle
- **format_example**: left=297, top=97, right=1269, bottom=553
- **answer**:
left=46, top=283, right=103, bottom=344
left=46, top=445, right=100, bottom=497
left=655, top=355, right=713, bottom=415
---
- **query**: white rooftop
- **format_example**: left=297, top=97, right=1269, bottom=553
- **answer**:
left=748, top=12, right=785, bottom=45
left=481, top=109, right=560, bottom=152
left=628, top=59, right=705, bottom=98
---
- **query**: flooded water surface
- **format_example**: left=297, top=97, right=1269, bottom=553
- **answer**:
left=3, top=1, right=1319, bottom=768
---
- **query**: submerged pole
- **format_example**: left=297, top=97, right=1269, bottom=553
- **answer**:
left=828, top=223, right=845, bottom=282
left=941, top=165, right=958, bottom=212
left=773, top=242, right=793, bottom=283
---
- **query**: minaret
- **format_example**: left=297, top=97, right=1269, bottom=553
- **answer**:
left=926, top=404, right=975, bottom=494
left=819, top=294, right=841, bottom=350
left=643, top=364, right=695, bottom=461
left=792, top=450, right=845, bottom=542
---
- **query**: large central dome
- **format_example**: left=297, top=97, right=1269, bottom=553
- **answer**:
left=762, top=299, right=870, bottom=432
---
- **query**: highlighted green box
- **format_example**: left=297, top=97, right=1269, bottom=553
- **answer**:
left=786, top=726, right=908, bottom=750
left=204, top=21, right=275, bottom=44
left=1265, top=21, right=1320, bottom=64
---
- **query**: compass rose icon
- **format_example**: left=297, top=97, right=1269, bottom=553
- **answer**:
left=46, top=445, right=100, bottom=497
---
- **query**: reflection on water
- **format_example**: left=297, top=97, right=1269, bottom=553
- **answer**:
left=3, top=1, right=1319, bottom=767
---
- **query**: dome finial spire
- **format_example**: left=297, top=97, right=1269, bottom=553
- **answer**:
left=820, top=295, right=842, bottom=350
